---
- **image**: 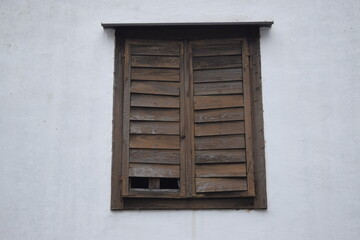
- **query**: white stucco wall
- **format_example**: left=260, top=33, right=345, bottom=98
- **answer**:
left=1, top=0, right=360, bottom=239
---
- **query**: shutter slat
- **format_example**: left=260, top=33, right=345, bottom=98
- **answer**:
left=195, top=135, right=245, bottom=150
left=131, top=81, right=180, bottom=96
left=193, top=56, right=242, bottom=70
left=129, top=163, right=180, bottom=178
left=194, top=68, right=242, bottom=83
left=195, top=121, right=245, bottom=136
left=130, top=149, right=180, bottom=164
left=131, top=94, right=179, bottom=108
left=132, top=56, right=180, bottom=68
left=130, top=121, right=179, bottom=135
left=196, top=178, right=248, bottom=192
left=132, top=45, right=180, bottom=56
left=196, top=163, right=246, bottom=177
left=194, top=81, right=243, bottom=95
left=130, top=135, right=180, bottom=149
left=194, top=108, right=244, bottom=123
left=194, top=95, right=244, bottom=110
left=131, top=68, right=180, bottom=81
left=130, top=108, right=179, bottom=121
left=193, top=45, right=242, bottom=57
left=195, top=149, right=246, bottom=164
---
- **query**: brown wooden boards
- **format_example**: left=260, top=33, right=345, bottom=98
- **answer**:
left=131, top=94, right=179, bottom=108
left=194, top=95, right=244, bottom=110
left=195, top=135, right=246, bottom=149
left=131, top=68, right=180, bottom=81
left=196, top=163, right=246, bottom=177
left=195, top=149, right=246, bottom=164
left=130, top=121, right=179, bottom=135
left=196, top=178, right=248, bottom=192
left=194, top=81, right=243, bottom=95
left=129, top=149, right=180, bottom=164
left=131, top=81, right=180, bottom=96
left=195, top=121, right=245, bottom=136
left=129, top=163, right=180, bottom=178
left=130, top=108, right=179, bottom=121
left=194, top=108, right=244, bottom=123
left=194, top=68, right=242, bottom=83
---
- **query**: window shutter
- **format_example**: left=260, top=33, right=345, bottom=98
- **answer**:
left=121, top=40, right=186, bottom=197
left=190, top=39, right=255, bottom=197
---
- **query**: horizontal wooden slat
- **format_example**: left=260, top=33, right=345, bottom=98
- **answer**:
left=196, top=178, right=248, bottom=192
left=194, top=108, right=244, bottom=123
left=194, top=81, right=243, bottom=95
left=129, top=163, right=180, bottom=178
left=131, top=94, right=179, bottom=108
left=194, top=68, right=242, bottom=83
left=130, top=149, right=180, bottom=164
left=130, top=108, right=179, bottom=121
left=195, top=149, right=246, bottom=164
left=131, top=81, right=179, bottom=96
left=195, top=135, right=245, bottom=149
left=193, top=56, right=241, bottom=70
left=131, top=68, right=180, bottom=81
left=130, top=135, right=180, bottom=149
left=193, top=45, right=242, bottom=57
left=130, top=121, right=179, bottom=135
left=191, top=38, right=242, bottom=46
left=132, top=56, right=180, bottom=68
left=132, top=45, right=180, bottom=56
left=196, top=163, right=247, bottom=177
left=194, top=95, right=243, bottom=110
left=195, top=121, right=245, bottom=136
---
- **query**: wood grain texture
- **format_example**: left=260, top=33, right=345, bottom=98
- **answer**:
left=194, top=68, right=242, bottom=83
left=130, top=135, right=180, bottom=149
left=194, top=81, right=243, bottom=95
left=196, top=163, right=246, bottom=177
left=195, top=149, right=246, bottom=164
left=132, top=45, right=180, bottom=56
left=132, top=56, right=180, bottom=68
left=131, top=68, right=180, bottom=81
left=194, top=108, right=244, bottom=123
left=193, top=44, right=242, bottom=57
left=129, top=163, right=180, bottom=178
left=194, top=95, right=244, bottom=110
left=193, top=55, right=241, bottom=70
left=131, top=81, right=179, bottom=96
left=129, top=149, right=180, bottom=164
left=195, top=121, right=245, bottom=136
left=131, top=94, right=179, bottom=108
left=196, top=178, right=248, bottom=192
left=130, top=108, right=179, bottom=121
left=130, top=121, right=179, bottom=135
left=195, top=135, right=245, bottom=149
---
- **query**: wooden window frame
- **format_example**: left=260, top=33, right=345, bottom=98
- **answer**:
left=110, top=25, right=267, bottom=210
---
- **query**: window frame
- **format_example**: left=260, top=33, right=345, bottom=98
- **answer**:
left=110, top=25, right=268, bottom=210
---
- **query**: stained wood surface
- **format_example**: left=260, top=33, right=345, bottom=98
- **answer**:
left=196, top=163, right=246, bottom=177
left=194, top=68, right=242, bottom=83
left=195, top=149, right=246, bottom=164
left=132, top=56, right=180, bottom=68
left=194, top=95, right=244, bottom=110
left=195, top=121, right=245, bottom=136
left=130, top=121, right=179, bottom=135
left=131, top=68, right=180, bottom=81
left=193, top=55, right=241, bottom=70
left=129, top=149, right=180, bottom=164
left=131, top=94, right=179, bottom=108
left=130, top=135, right=180, bottom=149
left=196, top=178, right=248, bottom=192
left=193, top=44, right=242, bottom=57
left=194, top=81, right=243, bottom=95
left=130, top=108, right=179, bottom=121
left=131, top=81, right=180, bottom=96
left=195, top=135, right=245, bottom=149
left=132, top=45, right=180, bottom=56
left=129, top=163, right=180, bottom=178
left=194, top=108, right=244, bottom=123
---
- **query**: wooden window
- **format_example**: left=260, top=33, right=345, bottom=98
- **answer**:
left=111, top=26, right=267, bottom=210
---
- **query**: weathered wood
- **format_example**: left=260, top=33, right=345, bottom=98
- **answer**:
left=194, top=81, right=242, bottom=96
left=130, top=135, right=180, bottom=149
left=132, top=56, right=180, bottom=68
left=130, top=121, right=179, bottom=135
left=129, top=149, right=180, bottom=164
left=193, top=44, right=242, bottom=57
left=194, top=68, right=242, bottom=83
left=195, top=121, right=245, bottom=136
left=131, top=94, right=179, bottom=108
left=131, top=68, right=180, bottom=81
left=194, top=108, right=244, bottom=123
left=196, top=163, right=247, bottom=177
left=130, top=108, right=179, bottom=121
left=193, top=55, right=242, bottom=70
left=195, top=149, right=246, bottom=164
left=132, top=45, right=180, bottom=56
left=191, top=38, right=242, bottom=46
left=195, top=135, right=245, bottom=149
left=149, top=178, right=161, bottom=189
left=129, top=163, right=180, bottom=178
left=131, top=81, right=179, bottom=96
left=194, top=95, right=244, bottom=110
left=196, top=178, right=248, bottom=192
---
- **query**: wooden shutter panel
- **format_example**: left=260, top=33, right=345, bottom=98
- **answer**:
left=122, top=40, right=186, bottom=197
left=190, top=38, right=255, bottom=197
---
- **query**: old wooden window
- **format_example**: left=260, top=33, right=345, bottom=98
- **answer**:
left=109, top=25, right=269, bottom=210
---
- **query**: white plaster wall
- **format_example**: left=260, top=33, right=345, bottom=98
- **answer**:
left=1, top=0, right=360, bottom=239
